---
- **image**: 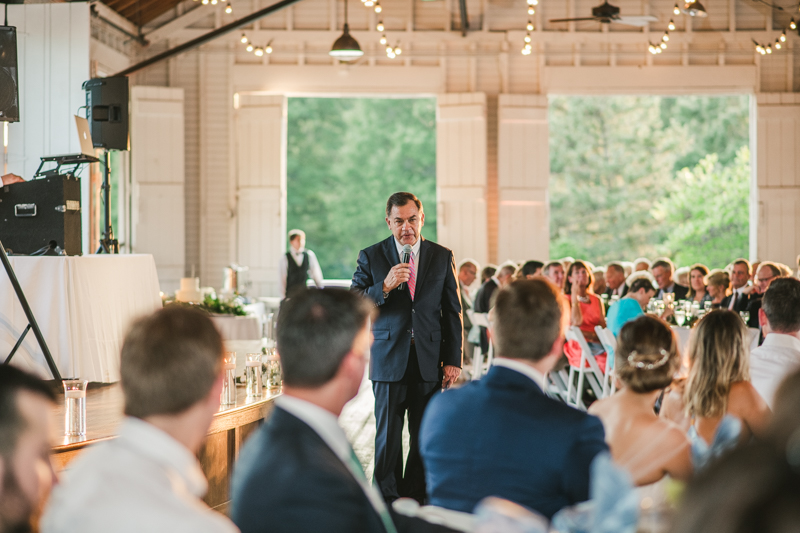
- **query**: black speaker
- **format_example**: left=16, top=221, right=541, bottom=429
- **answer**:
left=0, top=26, right=19, bottom=123
left=83, top=76, right=129, bottom=150
left=0, top=175, right=82, bottom=256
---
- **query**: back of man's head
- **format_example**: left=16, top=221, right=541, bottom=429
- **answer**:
left=277, top=289, right=373, bottom=388
left=0, top=365, right=55, bottom=464
left=762, top=278, right=800, bottom=334
left=121, top=306, right=224, bottom=419
left=493, top=279, right=565, bottom=362
left=519, top=260, right=544, bottom=278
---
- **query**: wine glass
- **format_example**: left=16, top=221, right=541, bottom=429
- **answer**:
left=663, top=293, right=675, bottom=306
left=739, top=311, right=750, bottom=324
left=674, top=309, right=686, bottom=327
left=704, top=301, right=712, bottom=311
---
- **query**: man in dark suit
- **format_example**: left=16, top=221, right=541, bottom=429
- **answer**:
left=458, top=259, right=479, bottom=365
left=231, top=289, right=453, bottom=533
left=604, top=262, right=629, bottom=298
left=745, top=262, right=783, bottom=329
left=419, top=278, right=608, bottom=519
left=652, top=258, right=689, bottom=300
left=350, top=192, right=462, bottom=505
left=472, top=263, right=515, bottom=355
left=721, top=259, right=753, bottom=313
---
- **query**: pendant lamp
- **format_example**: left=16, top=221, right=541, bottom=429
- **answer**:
left=330, top=0, right=364, bottom=62
left=681, top=0, right=707, bottom=17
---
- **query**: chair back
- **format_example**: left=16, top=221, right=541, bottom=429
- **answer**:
left=595, top=326, right=618, bottom=396
left=564, top=327, right=606, bottom=409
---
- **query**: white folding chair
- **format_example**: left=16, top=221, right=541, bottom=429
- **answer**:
left=469, top=312, right=494, bottom=380
left=595, top=326, right=618, bottom=396
left=565, top=327, right=606, bottom=410
left=544, top=369, right=571, bottom=402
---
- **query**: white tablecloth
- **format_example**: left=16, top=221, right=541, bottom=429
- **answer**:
left=672, top=326, right=760, bottom=353
left=0, top=255, right=162, bottom=382
left=211, top=315, right=262, bottom=341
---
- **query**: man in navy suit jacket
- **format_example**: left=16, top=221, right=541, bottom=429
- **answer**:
left=231, top=289, right=454, bottom=533
left=419, top=278, right=608, bottom=519
left=351, top=192, right=462, bottom=504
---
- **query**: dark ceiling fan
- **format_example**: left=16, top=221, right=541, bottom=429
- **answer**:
left=549, top=1, right=658, bottom=27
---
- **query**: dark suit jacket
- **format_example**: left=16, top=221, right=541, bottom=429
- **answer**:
left=419, top=366, right=608, bottom=520
left=721, top=291, right=751, bottom=313
left=746, top=295, right=762, bottom=329
left=472, top=279, right=499, bottom=355
left=604, top=283, right=628, bottom=298
left=231, top=407, right=454, bottom=533
left=351, top=236, right=462, bottom=382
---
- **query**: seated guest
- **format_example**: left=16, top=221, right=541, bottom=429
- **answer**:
left=479, top=265, right=497, bottom=285
left=231, top=289, right=451, bottom=533
left=704, top=269, right=730, bottom=308
left=687, top=264, right=711, bottom=304
left=604, top=262, right=628, bottom=298
left=749, top=278, right=800, bottom=409
left=419, top=279, right=608, bottom=519
left=517, top=260, right=544, bottom=279
left=543, top=260, right=565, bottom=290
left=745, top=262, right=782, bottom=328
left=721, top=259, right=752, bottom=312
left=606, top=278, right=657, bottom=337
left=633, top=257, right=651, bottom=272
left=564, top=261, right=607, bottom=370
left=474, top=263, right=515, bottom=356
left=592, top=267, right=607, bottom=295
left=560, top=256, right=575, bottom=273
left=675, top=266, right=691, bottom=290
left=589, top=316, right=692, bottom=485
left=652, top=258, right=689, bottom=300
left=458, top=259, right=479, bottom=365
left=661, top=310, right=771, bottom=446
left=0, top=366, right=57, bottom=533
left=42, top=307, right=237, bottom=533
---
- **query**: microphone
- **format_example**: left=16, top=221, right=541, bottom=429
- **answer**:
left=399, top=244, right=412, bottom=291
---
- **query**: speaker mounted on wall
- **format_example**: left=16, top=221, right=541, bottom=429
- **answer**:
left=0, top=26, right=20, bottom=123
left=82, top=76, right=129, bottom=150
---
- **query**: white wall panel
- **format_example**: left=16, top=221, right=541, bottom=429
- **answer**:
left=234, top=95, right=287, bottom=298
left=497, top=94, right=549, bottom=263
left=437, top=93, right=488, bottom=267
left=752, top=93, right=800, bottom=266
left=130, top=86, right=185, bottom=292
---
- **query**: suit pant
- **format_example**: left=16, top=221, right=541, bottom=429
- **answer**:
left=373, top=345, right=439, bottom=505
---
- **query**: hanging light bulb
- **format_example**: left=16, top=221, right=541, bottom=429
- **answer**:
left=266, top=44, right=273, bottom=54
left=775, top=40, right=781, bottom=50
left=254, top=47, right=264, bottom=56
left=524, top=34, right=531, bottom=43
left=525, top=42, right=532, bottom=51
left=329, top=0, right=363, bottom=62
left=380, top=34, right=387, bottom=45
left=755, top=43, right=764, bottom=54
left=376, top=21, right=384, bottom=32
left=202, top=0, right=209, bottom=4
left=225, top=2, right=232, bottom=13
left=365, top=0, right=374, bottom=5
left=660, top=41, right=667, bottom=49
left=527, top=21, right=534, bottom=31
left=780, top=31, right=787, bottom=42
left=210, top=0, right=217, bottom=5
left=374, top=2, right=382, bottom=12
left=790, top=18, right=797, bottom=30
left=662, top=32, right=670, bottom=42
left=395, top=45, right=402, bottom=55
left=673, top=3, right=680, bottom=15
left=246, top=43, right=254, bottom=52
left=386, top=45, right=393, bottom=53
left=240, top=33, right=248, bottom=44
left=528, top=6, right=535, bottom=15
left=766, top=44, right=772, bottom=54
left=668, top=19, right=675, bottom=31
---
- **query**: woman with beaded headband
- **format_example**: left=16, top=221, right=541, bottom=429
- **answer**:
left=589, top=315, right=692, bottom=485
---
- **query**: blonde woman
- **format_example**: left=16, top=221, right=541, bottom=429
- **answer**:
left=704, top=269, right=730, bottom=308
left=589, top=316, right=692, bottom=485
left=662, top=310, right=771, bottom=450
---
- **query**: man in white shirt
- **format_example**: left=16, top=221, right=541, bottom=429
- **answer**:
left=279, top=229, right=324, bottom=298
left=231, top=289, right=452, bottom=533
left=750, top=277, right=800, bottom=409
left=42, top=307, right=238, bottom=533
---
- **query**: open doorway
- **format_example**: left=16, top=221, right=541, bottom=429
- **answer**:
left=286, top=97, right=437, bottom=280
left=548, top=95, right=750, bottom=269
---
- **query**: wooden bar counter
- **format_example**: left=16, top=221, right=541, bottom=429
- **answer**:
left=50, top=383, right=280, bottom=511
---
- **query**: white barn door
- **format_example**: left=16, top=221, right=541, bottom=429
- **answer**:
left=130, top=86, right=185, bottom=293
left=497, top=94, right=550, bottom=263
left=436, top=93, right=489, bottom=268
left=752, top=94, right=800, bottom=267
left=234, top=95, right=287, bottom=298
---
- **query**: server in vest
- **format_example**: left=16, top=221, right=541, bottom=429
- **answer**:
left=350, top=192, right=462, bottom=505
left=280, top=229, right=324, bottom=299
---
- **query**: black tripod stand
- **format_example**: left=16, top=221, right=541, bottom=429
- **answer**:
left=96, top=149, right=119, bottom=254
left=0, top=239, right=62, bottom=380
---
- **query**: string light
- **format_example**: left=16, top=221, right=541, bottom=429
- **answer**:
left=668, top=19, right=675, bottom=31
left=528, top=6, right=535, bottom=15
left=225, top=2, right=232, bottom=13
left=246, top=43, right=254, bottom=52
left=374, top=1, right=382, bottom=12
left=240, top=33, right=248, bottom=44
left=210, top=0, right=217, bottom=4
left=201, top=0, right=209, bottom=4
left=376, top=21, right=384, bottom=32
left=662, top=32, right=669, bottom=42
left=521, top=1, right=542, bottom=55
left=780, top=31, right=787, bottom=42
left=673, top=3, right=681, bottom=15
left=254, top=47, right=264, bottom=56
left=380, top=34, right=387, bottom=45
left=766, top=44, right=773, bottom=53
left=791, top=18, right=797, bottom=30
left=775, top=39, right=782, bottom=50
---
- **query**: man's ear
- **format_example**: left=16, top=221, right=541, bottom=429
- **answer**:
left=758, top=307, right=769, bottom=330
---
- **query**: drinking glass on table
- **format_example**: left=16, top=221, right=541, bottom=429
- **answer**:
left=663, top=293, right=674, bottom=307
left=245, top=353, right=263, bottom=399
left=704, top=301, right=712, bottom=312
left=221, top=351, right=237, bottom=406
left=63, top=379, right=88, bottom=436
left=674, top=309, right=686, bottom=327
left=739, top=311, right=750, bottom=324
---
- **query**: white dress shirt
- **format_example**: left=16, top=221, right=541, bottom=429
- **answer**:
left=728, top=287, right=745, bottom=310
left=749, top=333, right=800, bottom=409
left=274, top=395, right=391, bottom=519
left=393, top=236, right=421, bottom=266
left=492, top=357, right=546, bottom=390
left=42, top=417, right=238, bottom=533
left=279, top=247, right=324, bottom=297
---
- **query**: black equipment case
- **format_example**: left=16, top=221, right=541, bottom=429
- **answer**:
left=0, top=175, right=82, bottom=255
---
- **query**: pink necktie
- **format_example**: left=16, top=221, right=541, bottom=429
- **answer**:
left=408, top=253, right=416, bottom=301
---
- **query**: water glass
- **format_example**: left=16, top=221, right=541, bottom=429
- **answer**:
left=245, top=352, right=263, bottom=398
left=221, top=352, right=237, bottom=406
left=704, top=300, right=712, bottom=311
left=663, top=293, right=674, bottom=306
left=739, top=311, right=750, bottom=324
left=63, top=379, right=88, bottom=436
left=266, top=351, right=282, bottom=390
left=674, top=309, right=686, bottom=327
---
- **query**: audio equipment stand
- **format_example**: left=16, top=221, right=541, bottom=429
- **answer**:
left=96, top=149, right=118, bottom=254
left=0, top=239, right=62, bottom=380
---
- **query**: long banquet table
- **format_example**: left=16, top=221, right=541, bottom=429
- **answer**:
left=0, top=255, right=162, bottom=382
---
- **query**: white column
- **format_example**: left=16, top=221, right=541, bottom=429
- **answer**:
left=130, top=86, right=185, bottom=292
left=436, top=93, right=489, bottom=268
left=233, top=94, right=287, bottom=298
left=496, top=94, right=550, bottom=263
